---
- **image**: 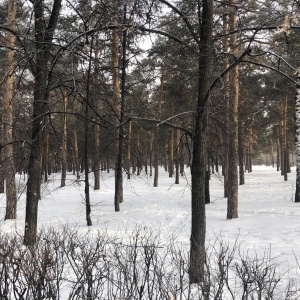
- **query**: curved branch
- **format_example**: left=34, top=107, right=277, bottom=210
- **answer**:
left=129, top=116, right=193, bottom=137
left=158, top=0, right=200, bottom=46
left=215, top=25, right=300, bottom=39
left=241, top=59, right=296, bottom=83
left=205, top=49, right=251, bottom=103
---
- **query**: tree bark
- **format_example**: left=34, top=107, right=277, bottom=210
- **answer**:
left=24, top=0, right=62, bottom=245
left=94, top=122, right=100, bottom=190
left=44, top=131, right=49, bottom=182
left=4, top=0, right=17, bottom=219
left=205, top=170, right=210, bottom=204
left=180, top=140, right=184, bottom=176
left=61, top=90, right=68, bottom=187
left=287, top=143, right=291, bottom=173
left=154, top=68, right=165, bottom=187
left=295, top=68, right=300, bottom=202
left=0, top=121, right=5, bottom=193
left=84, top=40, right=93, bottom=227
left=144, top=143, right=148, bottom=175
left=127, top=120, right=132, bottom=179
left=72, top=100, right=80, bottom=180
left=227, top=0, right=239, bottom=220
left=169, top=129, right=174, bottom=177
left=277, top=128, right=280, bottom=171
left=112, top=24, right=122, bottom=210
left=175, top=129, right=180, bottom=184
left=164, top=142, right=168, bottom=172
left=137, top=134, right=141, bottom=176
left=189, top=0, right=213, bottom=284
left=150, top=129, right=153, bottom=177
left=271, top=139, right=275, bottom=168
left=222, top=12, right=230, bottom=198
left=238, top=95, right=245, bottom=185
left=283, top=97, right=288, bottom=181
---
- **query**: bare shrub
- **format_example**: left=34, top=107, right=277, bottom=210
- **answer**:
left=0, top=226, right=299, bottom=299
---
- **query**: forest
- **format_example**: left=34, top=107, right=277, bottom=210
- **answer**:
left=1, top=0, right=300, bottom=298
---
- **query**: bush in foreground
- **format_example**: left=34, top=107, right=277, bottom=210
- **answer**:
left=0, top=226, right=299, bottom=299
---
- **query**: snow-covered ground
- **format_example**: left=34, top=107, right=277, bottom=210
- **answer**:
left=1, top=165, right=300, bottom=277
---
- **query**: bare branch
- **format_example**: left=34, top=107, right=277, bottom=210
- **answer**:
left=129, top=116, right=193, bottom=137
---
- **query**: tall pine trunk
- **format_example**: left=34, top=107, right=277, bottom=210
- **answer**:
left=277, top=128, right=280, bottom=171
left=189, top=0, right=213, bottom=284
left=169, top=130, right=174, bottom=177
left=61, top=90, right=68, bottom=187
left=94, top=122, right=100, bottom=190
left=4, top=0, right=17, bottom=219
left=84, top=39, right=93, bottom=226
left=127, top=120, right=132, bottom=179
left=149, top=129, right=153, bottom=177
left=24, top=0, right=62, bottom=245
left=72, top=100, right=80, bottom=180
left=44, top=130, right=49, bottom=182
left=227, top=0, right=239, bottom=219
left=0, top=121, right=5, bottom=193
left=222, top=12, right=230, bottom=198
left=271, top=139, right=275, bottom=167
left=295, top=69, right=300, bottom=202
left=113, top=5, right=129, bottom=210
left=282, top=97, right=288, bottom=181
left=153, top=69, right=165, bottom=187
left=175, top=129, right=180, bottom=184
left=238, top=93, right=245, bottom=185
left=112, top=24, right=123, bottom=210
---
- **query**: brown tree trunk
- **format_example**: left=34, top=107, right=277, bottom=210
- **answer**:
left=227, top=0, right=239, bottom=220
left=73, top=126, right=80, bottom=180
left=150, top=129, right=153, bottom=177
left=238, top=97, right=245, bottom=185
left=248, top=128, right=253, bottom=172
left=271, top=139, right=275, bottom=167
left=93, top=38, right=101, bottom=190
left=115, top=9, right=130, bottom=208
left=283, top=98, right=288, bottom=181
left=287, top=143, right=291, bottom=173
left=127, top=120, right=132, bottom=179
left=180, top=140, right=184, bottom=176
left=154, top=68, right=165, bottom=187
left=132, top=145, right=136, bottom=174
left=94, top=122, right=100, bottom=190
left=4, top=0, right=17, bottom=220
left=164, top=142, right=168, bottom=172
left=61, top=90, right=68, bottom=187
left=189, top=0, right=213, bottom=283
left=245, top=141, right=249, bottom=172
left=0, top=121, right=5, bottom=193
left=84, top=107, right=92, bottom=226
left=44, top=131, right=49, bottom=182
left=277, top=128, right=280, bottom=171
left=280, top=124, right=284, bottom=175
left=169, top=130, right=174, bottom=177
left=71, top=99, right=80, bottom=180
left=295, top=69, right=300, bottom=202
left=24, top=0, right=62, bottom=245
left=205, top=170, right=210, bottom=204
left=137, top=134, right=141, bottom=176
left=144, top=143, right=148, bottom=175
left=84, top=40, right=93, bottom=226
left=106, top=157, right=110, bottom=173
left=222, top=12, right=230, bottom=198
left=112, top=23, right=123, bottom=210
left=175, top=129, right=180, bottom=184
